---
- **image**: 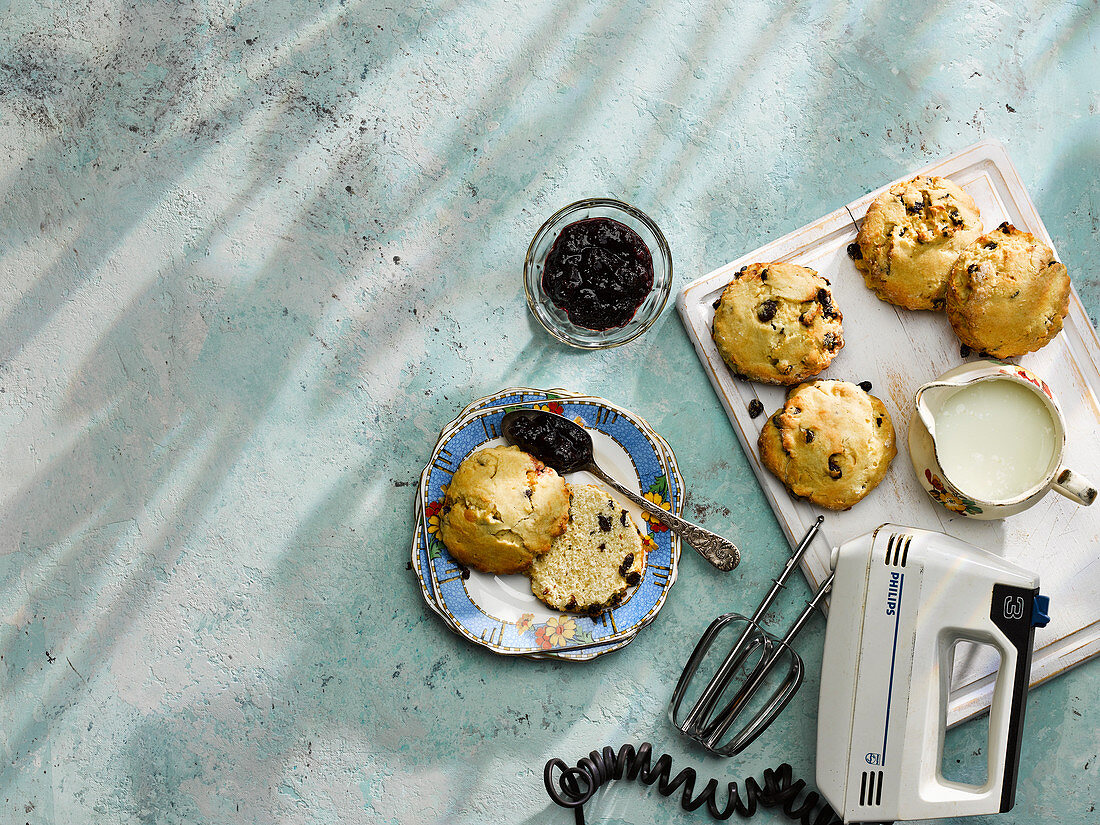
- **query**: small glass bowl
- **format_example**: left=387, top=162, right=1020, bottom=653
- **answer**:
left=524, top=198, right=673, bottom=349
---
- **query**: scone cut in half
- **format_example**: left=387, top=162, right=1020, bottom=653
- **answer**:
left=853, top=175, right=982, bottom=310
left=711, top=262, right=844, bottom=385
left=529, top=484, right=646, bottom=616
left=439, top=445, right=570, bottom=575
left=946, top=222, right=1070, bottom=358
left=759, top=380, right=896, bottom=510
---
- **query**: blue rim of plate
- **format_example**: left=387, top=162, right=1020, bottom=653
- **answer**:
left=446, top=388, right=574, bottom=433
left=410, top=498, right=444, bottom=617
left=417, top=390, right=682, bottom=657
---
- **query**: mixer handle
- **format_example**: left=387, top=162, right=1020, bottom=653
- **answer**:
left=920, top=630, right=1015, bottom=809
left=919, top=586, right=1039, bottom=816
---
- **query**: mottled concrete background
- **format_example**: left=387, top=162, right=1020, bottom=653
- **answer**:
left=0, top=1, right=1097, bottom=823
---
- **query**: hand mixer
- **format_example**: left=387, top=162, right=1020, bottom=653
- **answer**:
left=816, top=524, right=1047, bottom=822
left=669, top=521, right=1048, bottom=823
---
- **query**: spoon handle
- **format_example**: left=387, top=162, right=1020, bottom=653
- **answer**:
left=586, top=464, right=740, bottom=572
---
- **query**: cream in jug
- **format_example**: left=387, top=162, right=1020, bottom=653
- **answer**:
left=933, top=380, right=1057, bottom=501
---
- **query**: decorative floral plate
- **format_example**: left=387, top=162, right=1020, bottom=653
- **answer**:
left=414, top=389, right=682, bottom=659
left=418, top=391, right=684, bottom=661
left=412, top=389, right=681, bottom=661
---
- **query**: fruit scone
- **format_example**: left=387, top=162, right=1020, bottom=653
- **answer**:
left=946, top=222, right=1070, bottom=358
left=711, top=262, right=844, bottom=384
left=759, top=380, right=896, bottom=510
left=853, top=175, right=982, bottom=310
left=439, top=445, right=570, bottom=575
left=529, top=484, right=646, bottom=616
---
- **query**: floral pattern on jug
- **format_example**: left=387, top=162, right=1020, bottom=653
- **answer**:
left=1007, top=364, right=1054, bottom=400
left=924, top=469, right=983, bottom=516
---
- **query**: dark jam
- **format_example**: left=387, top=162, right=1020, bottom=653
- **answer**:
left=542, top=217, right=653, bottom=330
left=504, top=412, right=590, bottom=473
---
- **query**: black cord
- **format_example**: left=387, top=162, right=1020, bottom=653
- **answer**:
left=544, top=743, right=844, bottom=825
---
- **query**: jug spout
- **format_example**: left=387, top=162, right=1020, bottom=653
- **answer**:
left=913, top=381, right=967, bottom=439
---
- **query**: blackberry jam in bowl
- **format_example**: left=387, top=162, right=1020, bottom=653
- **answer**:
left=524, top=198, right=672, bottom=348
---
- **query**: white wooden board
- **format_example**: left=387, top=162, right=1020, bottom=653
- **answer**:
left=677, top=139, right=1100, bottom=726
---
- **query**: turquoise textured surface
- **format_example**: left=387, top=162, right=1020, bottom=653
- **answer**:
left=0, top=1, right=1097, bottom=823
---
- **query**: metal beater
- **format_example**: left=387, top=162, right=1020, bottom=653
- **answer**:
left=669, top=517, right=832, bottom=756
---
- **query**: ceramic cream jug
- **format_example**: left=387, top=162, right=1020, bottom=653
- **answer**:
left=908, top=360, right=1097, bottom=519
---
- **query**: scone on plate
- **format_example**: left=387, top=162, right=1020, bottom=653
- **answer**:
left=758, top=380, right=896, bottom=510
left=529, top=484, right=645, bottom=615
left=854, top=175, right=982, bottom=310
left=946, top=222, right=1070, bottom=358
left=711, top=262, right=844, bottom=385
left=439, top=445, right=570, bottom=574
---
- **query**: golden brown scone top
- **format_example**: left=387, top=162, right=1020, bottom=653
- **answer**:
left=946, top=222, right=1070, bottom=358
left=854, top=175, right=982, bottom=310
left=439, top=445, right=570, bottom=575
left=758, top=380, right=896, bottom=510
left=711, top=262, right=843, bottom=385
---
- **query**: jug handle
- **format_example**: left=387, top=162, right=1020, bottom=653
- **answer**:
left=1051, top=468, right=1098, bottom=506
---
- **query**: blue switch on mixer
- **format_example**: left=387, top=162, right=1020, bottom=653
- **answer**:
left=1031, top=594, right=1051, bottom=628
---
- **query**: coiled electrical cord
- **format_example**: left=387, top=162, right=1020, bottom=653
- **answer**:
left=544, top=743, right=845, bottom=825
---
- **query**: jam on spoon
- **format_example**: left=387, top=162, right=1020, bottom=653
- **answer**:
left=542, top=217, right=654, bottom=330
left=501, top=408, right=741, bottom=572
left=501, top=407, right=590, bottom=473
